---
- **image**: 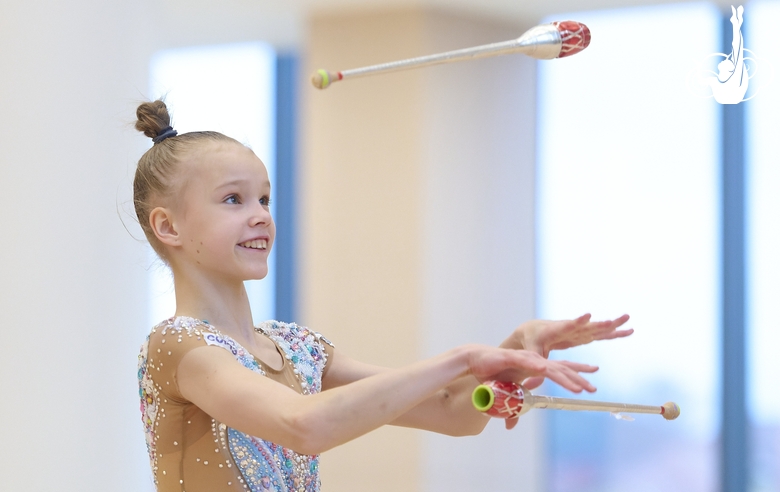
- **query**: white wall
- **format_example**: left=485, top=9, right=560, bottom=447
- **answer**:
left=303, top=9, right=542, bottom=491
left=0, top=1, right=153, bottom=489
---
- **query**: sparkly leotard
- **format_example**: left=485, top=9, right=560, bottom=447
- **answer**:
left=138, top=316, right=334, bottom=492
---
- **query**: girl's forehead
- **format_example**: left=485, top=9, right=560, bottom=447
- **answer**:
left=189, top=144, right=269, bottom=183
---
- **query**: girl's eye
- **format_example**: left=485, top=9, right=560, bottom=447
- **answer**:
left=225, top=194, right=241, bottom=204
left=260, top=196, right=272, bottom=206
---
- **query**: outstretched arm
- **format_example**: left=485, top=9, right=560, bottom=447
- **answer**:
left=177, top=344, right=597, bottom=455
left=320, top=315, right=623, bottom=437
left=321, top=353, right=497, bottom=436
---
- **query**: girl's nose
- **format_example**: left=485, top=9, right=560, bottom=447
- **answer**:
left=249, top=203, right=272, bottom=226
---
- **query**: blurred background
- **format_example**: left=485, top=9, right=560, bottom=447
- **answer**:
left=0, top=0, right=777, bottom=490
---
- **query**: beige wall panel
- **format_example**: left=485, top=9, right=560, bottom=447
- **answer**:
left=418, top=12, right=543, bottom=492
left=302, top=10, right=429, bottom=492
left=302, top=8, right=543, bottom=491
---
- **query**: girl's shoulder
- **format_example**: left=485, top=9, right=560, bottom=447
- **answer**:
left=140, top=316, right=265, bottom=401
left=146, top=316, right=264, bottom=373
left=138, top=317, right=218, bottom=404
left=140, top=316, right=217, bottom=360
left=142, top=316, right=227, bottom=361
left=151, top=315, right=218, bottom=337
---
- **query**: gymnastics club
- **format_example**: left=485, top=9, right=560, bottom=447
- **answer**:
left=311, top=20, right=591, bottom=90
left=472, top=380, right=681, bottom=421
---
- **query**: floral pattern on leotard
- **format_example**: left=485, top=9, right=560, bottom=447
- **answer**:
left=256, top=321, right=332, bottom=395
left=137, top=342, right=159, bottom=472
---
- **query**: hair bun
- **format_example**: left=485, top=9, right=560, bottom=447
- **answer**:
left=135, top=100, right=173, bottom=141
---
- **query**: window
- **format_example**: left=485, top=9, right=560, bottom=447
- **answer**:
left=537, top=4, right=721, bottom=490
left=147, top=42, right=277, bottom=327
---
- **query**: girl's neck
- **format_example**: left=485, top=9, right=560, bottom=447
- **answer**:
left=170, top=266, right=256, bottom=341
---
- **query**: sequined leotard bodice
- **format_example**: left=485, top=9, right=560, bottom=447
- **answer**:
left=138, top=316, right=333, bottom=492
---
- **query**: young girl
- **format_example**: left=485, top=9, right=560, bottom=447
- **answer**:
left=134, top=100, right=632, bottom=492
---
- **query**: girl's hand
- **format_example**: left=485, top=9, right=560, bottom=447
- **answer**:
left=466, top=345, right=598, bottom=394
left=497, top=314, right=631, bottom=430
left=501, top=314, right=633, bottom=359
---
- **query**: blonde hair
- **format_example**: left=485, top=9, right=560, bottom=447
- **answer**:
left=133, top=100, right=240, bottom=259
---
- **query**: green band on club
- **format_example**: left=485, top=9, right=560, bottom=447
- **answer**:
left=472, top=384, right=495, bottom=412
left=318, top=69, right=329, bottom=88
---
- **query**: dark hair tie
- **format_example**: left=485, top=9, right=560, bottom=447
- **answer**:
left=153, top=126, right=178, bottom=144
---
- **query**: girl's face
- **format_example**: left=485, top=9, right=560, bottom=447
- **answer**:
left=167, top=142, right=276, bottom=282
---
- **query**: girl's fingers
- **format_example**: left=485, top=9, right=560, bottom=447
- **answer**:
left=543, top=361, right=597, bottom=393
left=564, top=367, right=596, bottom=392
left=513, top=351, right=547, bottom=372
left=558, top=361, right=599, bottom=373
left=547, top=370, right=591, bottom=393
left=555, top=371, right=596, bottom=393
left=601, top=328, right=634, bottom=340
left=575, top=313, right=591, bottom=324
left=485, top=350, right=598, bottom=394
left=614, top=314, right=630, bottom=326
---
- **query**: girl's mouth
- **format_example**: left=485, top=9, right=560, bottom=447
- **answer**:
left=239, top=239, right=268, bottom=250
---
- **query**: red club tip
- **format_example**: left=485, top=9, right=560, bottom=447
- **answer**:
left=553, top=21, right=591, bottom=58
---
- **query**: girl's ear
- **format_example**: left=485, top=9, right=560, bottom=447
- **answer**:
left=149, top=207, right=181, bottom=247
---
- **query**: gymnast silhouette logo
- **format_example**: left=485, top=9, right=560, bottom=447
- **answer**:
left=687, top=5, right=770, bottom=104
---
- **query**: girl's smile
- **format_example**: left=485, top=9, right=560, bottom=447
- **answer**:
left=238, top=238, right=270, bottom=250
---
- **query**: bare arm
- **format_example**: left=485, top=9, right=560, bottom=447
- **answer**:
left=321, top=351, right=491, bottom=436
left=318, top=314, right=632, bottom=437
left=177, top=343, right=597, bottom=455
